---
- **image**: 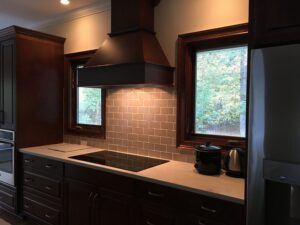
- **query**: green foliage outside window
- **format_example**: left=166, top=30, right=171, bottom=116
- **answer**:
left=77, top=87, right=102, bottom=126
left=195, top=46, right=248, bottom=137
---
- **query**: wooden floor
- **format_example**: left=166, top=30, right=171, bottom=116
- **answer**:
left=0, top=210, right=36, bottom=225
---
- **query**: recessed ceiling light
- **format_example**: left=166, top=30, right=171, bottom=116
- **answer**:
left=60, top=0, right=70, bottom=5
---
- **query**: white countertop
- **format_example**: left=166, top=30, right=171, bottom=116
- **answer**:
left=19, top=143, right=245, bottom=204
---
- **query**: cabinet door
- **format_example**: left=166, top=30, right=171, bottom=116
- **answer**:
left=0, top=39, right=15, bottom=130
left=66, top=179, right=96, bottom=225
left=251, top=0, right=300, bottom=46
left=94, top=189, right=136, bottom=225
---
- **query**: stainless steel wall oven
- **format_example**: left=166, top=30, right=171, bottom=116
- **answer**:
left=0, top=129, right=14, bottom=186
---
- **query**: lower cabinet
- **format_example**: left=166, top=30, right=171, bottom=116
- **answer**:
left=65, top=177, right=136, bottom=225
left=21, top=154, right=245, bottom=225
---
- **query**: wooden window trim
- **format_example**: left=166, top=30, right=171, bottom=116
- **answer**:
left=176, top=24, right=249, bottom=150
left=64, top=50, right=106, bottom=138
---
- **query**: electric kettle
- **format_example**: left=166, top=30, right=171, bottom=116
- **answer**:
left=225, top=148, right=246, bottom=178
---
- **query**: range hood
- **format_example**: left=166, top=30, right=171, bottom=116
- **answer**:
left=78, top=0, right=174, bottom=87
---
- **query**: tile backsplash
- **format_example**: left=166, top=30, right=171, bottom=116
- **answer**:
left=64, top=87, right=194, bottom=163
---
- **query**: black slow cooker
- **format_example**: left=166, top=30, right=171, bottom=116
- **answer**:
left=194, top=142, right=221, bottom=175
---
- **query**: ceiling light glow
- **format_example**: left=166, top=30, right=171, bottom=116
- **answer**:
left=60, top=0, right=70, bottom=5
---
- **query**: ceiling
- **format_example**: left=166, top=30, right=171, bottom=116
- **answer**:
left=0, top=0, right=110, bottom=29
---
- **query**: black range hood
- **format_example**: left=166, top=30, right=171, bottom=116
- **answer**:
left=78, top=0, right=174, bottom=87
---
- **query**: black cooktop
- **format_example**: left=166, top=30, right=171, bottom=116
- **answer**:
left=70, top=150, right=169, bottom=172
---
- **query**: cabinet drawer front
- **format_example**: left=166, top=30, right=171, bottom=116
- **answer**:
left=140, top=206, right=176, bottom=225
left=181, top=214, right=225, bottom=225
left=23, top=172, right=61, bottom=197
left=137, top=181, right=180, bottom=206
left=23, top=154, right=63, bottom=177
left=0, top=190, right=14, bottom=208
left=23, top=196, right=60, bottom=225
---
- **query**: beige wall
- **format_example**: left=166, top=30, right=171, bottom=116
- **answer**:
left=155, top=0, right=249, bottom=66
left=39, top=10, right=111, bottom=54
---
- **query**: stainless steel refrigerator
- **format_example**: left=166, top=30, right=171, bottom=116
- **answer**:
left=247, top=44, right=300, bottom=225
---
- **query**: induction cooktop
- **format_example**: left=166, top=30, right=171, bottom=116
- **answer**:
left=69, top=150, right=169, bottom=172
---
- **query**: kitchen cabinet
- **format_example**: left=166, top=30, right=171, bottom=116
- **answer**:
left=250, top=0, right=300, bottom=47
left=66, top=179, right=95, bottom=225
left=65, top=164, right=137, bottom=225
left=0, top=39, right=15, bottom=130
left=22, top=154, right=64, bottom=225
left=0, top=25, right=64, bottom=215
left=66, top=178, right=136, bottom=225
left=21, top=153, right=245, bottom=225
left=0, top=25, right=64, bottom=148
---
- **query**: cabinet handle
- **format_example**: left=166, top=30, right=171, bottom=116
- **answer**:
left=45, top=213, right=52, bottom=219
left=44, top=186, right=52, bottom=191
left=146, top=219, right=155, bottom=225
left=147, top=191, right=164, bottom=198
left=24, top=204, right=31, bottom=209
left=24, top=159, right=33, bottom=163
left=200, top=206, right=217, bottom=214
left=24, top=178, right=33, bottom=183
left=92, top=193, right=99, bottom=206
left=198, top=219, right=208, bottom=225
left=45, top=164, right=53, bottom=169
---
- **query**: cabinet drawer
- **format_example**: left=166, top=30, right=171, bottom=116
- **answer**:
left=23, top=154, right=63, bottom=177
left=137, top=181, right=180, bottom=206
left=0, top=189, right=14, bottom=208
left=139, top=205, right=176, bottom=225
left=23, top=172, right=61, bottom=197
left=180, top=214, right=225, bottom=225
left=23, top=196, right=61, bottom=225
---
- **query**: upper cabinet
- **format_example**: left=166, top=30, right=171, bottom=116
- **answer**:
left=0, top=39, right=15, bottom=130
left=250, top=0, right=300, bottom=47
left=0, top=26, right=65, bottom=148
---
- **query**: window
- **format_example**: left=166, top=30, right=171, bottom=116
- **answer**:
left=177, top=24, right=248, bottom=149
left=65, top=50, right=105, bottom=137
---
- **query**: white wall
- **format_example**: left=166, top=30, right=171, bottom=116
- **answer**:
left=40, top=0, right=249, bottom=63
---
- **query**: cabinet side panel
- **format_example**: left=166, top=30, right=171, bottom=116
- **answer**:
left=16, top=35, right=64, bottom=148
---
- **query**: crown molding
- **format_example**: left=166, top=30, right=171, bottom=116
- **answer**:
left=31, top=0, right=111, bottom=30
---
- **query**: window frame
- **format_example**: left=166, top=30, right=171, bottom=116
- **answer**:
left=65, top=50, right=106, bottom=138
left=176, top=24, right=249, bottom=150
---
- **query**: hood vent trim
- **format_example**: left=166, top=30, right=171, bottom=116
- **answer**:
left=78, top=0, right=174, bottom=87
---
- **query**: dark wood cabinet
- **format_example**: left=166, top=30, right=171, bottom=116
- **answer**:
left=251, top=0, right=300, bottom=47
left=0, top=39, right=15, bottom=130
left=65, top=165, right=136, bottom=225
left=22, top=153, right=245, bottom=225
left=66, top=179, right=96, bottom=225
left=0, top=26, right=65, bottom=148
left=0, top=25, right=64, bottom=215
left=22, top=155, right=64, bottom=225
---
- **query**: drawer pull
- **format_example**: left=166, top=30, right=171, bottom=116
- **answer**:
left=24, top=204, right=31, bottom=209
left=45, top=164, right=54, bottom=169
left=201, top=206, right=217, bottom=214
left=24, top=159, right=33, bottom=163
left=146, top=219, right=155, bottom=225
left=198, top=220, right=208, bottom=225
left=24, top=178, right=33, bottom=183
left=45, top=186, right=52, bottom=191
left=147, top=191, right=164, bottom=198
left=45, top=213, right=53, bottom=219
